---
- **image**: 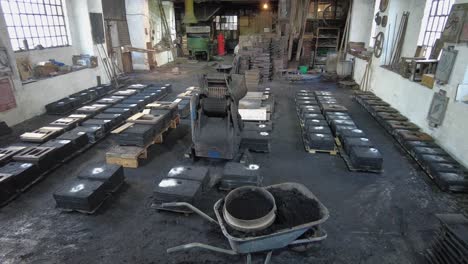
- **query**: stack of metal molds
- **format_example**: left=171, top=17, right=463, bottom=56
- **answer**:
left=0, top=146, right=28, bottom=166
left=81, top=119, right=114, bottom=133
left=45, top=98, right=79, bottom=115
left=241, top=130, right=271, bottom=153
left=96, top=96, right=125, bottom=105
left=166, top=166, right=210, bottom=191
left=154, top=178, right=202, bottom=204
left=13, top=146, right=57, bottom=171
left=62, top=126, right=103, bottom=143
left=219, top=162, right=261, bottom=190
left=296, top=90, right=336, bottom=152
left=76, top=104, right=109, bottom=115
left=115, top=124, right=156, bottom=147
left=49, top=117, right=82, bottom=131
left=20, top=126, right=64, bottom=143
left=102, top=107, right=133, bottom=119
left=147, top=101, right=179, bottom=127
left=315, top=91, right=383, bottom=171
left=243, top=121, right=273, bottom=133
left=56, top=128, right=90, bottom=150
left=121, top=98, right=146, bottom=108
left=354, top=91, right=467, bottom=190
left=93, top=113, right=125, bottom=128
left=112, top=103, right=140, bottom=114
left=0, top=162, right=39, bottom=191
left=40, top=139, right=75, bottom=162
left=77, top=163, right=125, bottom=193
left=53, top=178, right=108, bottom=212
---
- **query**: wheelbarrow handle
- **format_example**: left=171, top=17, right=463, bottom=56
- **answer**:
left=167, top=242, right=237, bottom=255
left=289, top=229, right=328, bottom=245
left=160, top=202, right=218, bottom=224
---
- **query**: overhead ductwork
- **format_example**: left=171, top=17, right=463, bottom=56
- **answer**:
left=183, top=0, right=198, bottom=24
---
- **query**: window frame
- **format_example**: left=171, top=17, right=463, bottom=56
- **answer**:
left=418, top=0, right=454, bottom=58
left=0, top=0, right=71, bottom=52
left=215, top=15, right=238, bottom=31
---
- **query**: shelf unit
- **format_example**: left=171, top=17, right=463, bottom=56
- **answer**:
left=313, top=27, right=340, bottom=67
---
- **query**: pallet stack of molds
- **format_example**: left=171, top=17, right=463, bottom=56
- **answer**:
left=295, top=90, right=337, bottom=154
left=106, top=103, right=180, bottom=168
left=53, top=163, right=125, bottom=213
left=114, top=117, right=164, bottom=147
left=425, top=214, right=468, bottom=263
left=154, top=166, right=209, bottom=210
left=314, top=91, right=384, bottom=172
left=354, top=91, right=468, bottom=191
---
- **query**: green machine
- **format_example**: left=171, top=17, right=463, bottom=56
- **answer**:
left=186, top=26, right=212, bottom=61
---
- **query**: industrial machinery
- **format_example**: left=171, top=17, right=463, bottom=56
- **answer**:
left=186, top=26, right=212, bottom=61
left=189, top=73, right=247, bottom=160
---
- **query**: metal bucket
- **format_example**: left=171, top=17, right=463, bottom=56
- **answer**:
left=223, top=186, right=276, bottom=232
left=337, top=60, right=353, bottom=78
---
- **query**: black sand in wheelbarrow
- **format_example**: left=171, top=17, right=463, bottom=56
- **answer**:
left=223, top=189, right=322, bottom=238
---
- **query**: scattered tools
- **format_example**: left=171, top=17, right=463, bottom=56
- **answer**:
left=390, top=12, right=410, bottom=69
left=373, top=32, right=385, bottom=58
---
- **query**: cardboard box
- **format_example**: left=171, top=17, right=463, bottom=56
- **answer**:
left=421, top=74, right=435, bottom=89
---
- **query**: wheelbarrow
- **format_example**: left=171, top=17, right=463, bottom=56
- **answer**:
left=162, top=182, right=330, bottom=263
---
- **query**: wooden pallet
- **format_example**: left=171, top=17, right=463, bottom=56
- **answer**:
left=301, top=132, right=338, bottom=155
left=106, top=115, right=180, bottom=168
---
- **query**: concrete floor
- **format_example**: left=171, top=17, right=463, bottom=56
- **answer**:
left=1, top=59, right=467, bottom=264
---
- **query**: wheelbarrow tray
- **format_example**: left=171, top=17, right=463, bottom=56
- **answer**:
left=214, top=182, right=329, bottom=254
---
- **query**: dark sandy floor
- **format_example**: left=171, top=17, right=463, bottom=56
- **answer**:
left=0, top=59, right=466, bottom=264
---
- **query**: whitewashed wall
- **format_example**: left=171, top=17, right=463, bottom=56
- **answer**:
left=349, top=0, right=468, bottom=167
left=126, top=0, right=151, bottom=70
left=348, top=0, right=375, bottom=47
left=127, top=0, right=176, bottom=69
left=0, top=0, right=110, bottom=126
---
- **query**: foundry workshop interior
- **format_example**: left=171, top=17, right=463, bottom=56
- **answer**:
left=1, top=0, right=468, bottom=263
